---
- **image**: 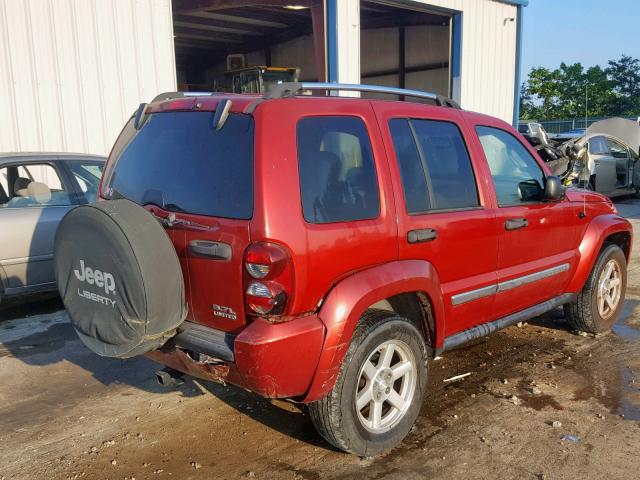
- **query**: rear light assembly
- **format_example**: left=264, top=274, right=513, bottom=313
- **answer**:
left=244, top=242, right=293, bottom=318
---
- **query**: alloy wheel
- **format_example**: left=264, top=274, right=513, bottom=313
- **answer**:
left=355, top=339, right=417, bottom=433
left=597, top=258, right=622, bottom=319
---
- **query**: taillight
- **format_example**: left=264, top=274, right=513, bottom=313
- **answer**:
left=244, top=242, right=293, bottom=317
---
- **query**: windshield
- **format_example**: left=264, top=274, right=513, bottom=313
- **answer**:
left=261, top=70, right=296, bottom=91
left=104, top=111, right=254, bottom=219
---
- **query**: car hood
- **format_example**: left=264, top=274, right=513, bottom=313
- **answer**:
left=565, top=187, right=610, bottom=204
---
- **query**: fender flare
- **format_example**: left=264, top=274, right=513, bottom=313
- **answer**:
left=566, top=214, right=632, bottom=292
left=303, top=259, right=444, bottom=402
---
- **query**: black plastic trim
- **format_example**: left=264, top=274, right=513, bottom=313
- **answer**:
left=439, top=293, right=577, bottom=353
left=174, top=322, right=235, bottom=362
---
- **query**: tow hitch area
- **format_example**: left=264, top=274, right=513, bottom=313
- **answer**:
left=155, top=367, right=185, bottom=388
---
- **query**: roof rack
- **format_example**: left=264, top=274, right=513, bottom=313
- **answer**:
left=151, top=91, right=220, bottom=103
left=264, top=82, right=460, bottom=109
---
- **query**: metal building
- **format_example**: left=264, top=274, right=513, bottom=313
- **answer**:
left=0, top=0, right=527, bottom=156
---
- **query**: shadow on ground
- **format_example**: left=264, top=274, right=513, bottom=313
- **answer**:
left=2, top=296, right=640, bottom=453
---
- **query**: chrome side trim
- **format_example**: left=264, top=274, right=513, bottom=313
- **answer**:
left=451, top=263, right=571, bottom=306
left=451, top=284, right=497, bottom=306
left=497, top=263, right=570, bottom=293
left=0, top=253, right=53, bottom=266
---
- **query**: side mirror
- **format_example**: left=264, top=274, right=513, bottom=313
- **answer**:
left=544, top=175, right=565, bottom=201
left=518, top=179, right=544, bottom=202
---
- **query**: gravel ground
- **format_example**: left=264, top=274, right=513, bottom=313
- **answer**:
left=1, top=198, right=639, bottom=480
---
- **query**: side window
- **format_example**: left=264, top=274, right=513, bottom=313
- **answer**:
left=0, top=167, right=8, bottom=205
left=589, top=137, right=609, bottom=155
left=297, top=116, right=380, bottom=223
left=240, top=72, right=259, bottom=93
left=476, top=126, right=546, bottom=206
left=607, top=138, right=629, bottom=159
left=412, top=120, right=479, bottom=210
left=0, top=167, right=8, bottom=195
left=67, top=161, right=104, bottom=203
left=0, top=163, right=73, bottom=208
left=389, top=119, right=430, bottom=213
left=389, top=118, right=479, bottom=213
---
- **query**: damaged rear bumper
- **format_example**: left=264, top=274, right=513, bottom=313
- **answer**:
left=145, top=314, right=325, bottom=399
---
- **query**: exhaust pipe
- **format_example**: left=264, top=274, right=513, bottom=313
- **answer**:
left=156, top=367, right=185, bottom=388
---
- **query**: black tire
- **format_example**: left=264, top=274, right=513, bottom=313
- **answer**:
left=564, top=243, right=627, bottom=333
left=308, top=310, right=428, bottom=456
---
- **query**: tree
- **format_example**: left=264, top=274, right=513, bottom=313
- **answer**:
left=606, top=55, right=640, bottom=115
left=520, top=55, right=639, bottom=120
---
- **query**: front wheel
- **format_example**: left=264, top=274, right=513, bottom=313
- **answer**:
left=308, top=311, right=428, bottom=456
left=564, top=243, right=627, bottom=333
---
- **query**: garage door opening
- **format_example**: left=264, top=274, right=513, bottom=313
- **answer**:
left=172, top=1, right=323, bottom=94
left=360, top=1, right=453, bottom=100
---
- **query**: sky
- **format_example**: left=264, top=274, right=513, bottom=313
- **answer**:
left=521, top=0, right=640, bottom=76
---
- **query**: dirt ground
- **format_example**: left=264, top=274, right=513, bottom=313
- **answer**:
left=2, top=199, right=640, bottom=480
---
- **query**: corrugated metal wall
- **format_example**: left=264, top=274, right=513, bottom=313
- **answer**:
left=0, top=0, right=176, bottom=156
left=416, top=0, right=519, bottom=122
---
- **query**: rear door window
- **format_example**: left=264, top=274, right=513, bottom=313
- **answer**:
left=389, top=118, right=479, bottom=212
left=105, top=112, right=254, bottom=219
left=389, top=119, right=430, bottom=213
left=297, top=116, right=380, bottom=223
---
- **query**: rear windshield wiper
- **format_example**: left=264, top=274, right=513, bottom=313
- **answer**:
left=148, top=209, right=214, bottom=232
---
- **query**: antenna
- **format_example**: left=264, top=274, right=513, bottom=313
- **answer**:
left=585, top=84, right=588, bottom=131
left=583, top=83, right=588, bottom=217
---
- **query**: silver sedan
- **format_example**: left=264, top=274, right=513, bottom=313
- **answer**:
left=0, top=153, right=105, bottom=304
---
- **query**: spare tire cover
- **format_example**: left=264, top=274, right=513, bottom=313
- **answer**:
left=54, top=199, right=187, bottom=358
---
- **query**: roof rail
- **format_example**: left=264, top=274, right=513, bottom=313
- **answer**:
left=264, top=82, right=460, bottom=109
left=151, top=91, right=219, bottom=103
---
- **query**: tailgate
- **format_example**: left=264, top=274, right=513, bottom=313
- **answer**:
left=101, top=108, right=254, bottom=332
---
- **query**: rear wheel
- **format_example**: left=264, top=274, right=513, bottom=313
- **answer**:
left=564, top=243, right=626, bottom=333
left=308, top=311, right=428, bottom=456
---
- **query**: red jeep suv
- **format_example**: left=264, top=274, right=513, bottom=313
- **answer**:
left=55, top=83, right=632, bottom=456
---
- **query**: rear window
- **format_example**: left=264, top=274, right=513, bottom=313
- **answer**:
left=297, top=116, right=380, bottom=224
left=104, top=112, right=254, bottom=219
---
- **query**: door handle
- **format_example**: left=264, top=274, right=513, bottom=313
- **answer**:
left=505, top=218, right=528, bottom=231
left=188, top=240, right=232, bottom=260
left=407, top=228, right=437, bottom=244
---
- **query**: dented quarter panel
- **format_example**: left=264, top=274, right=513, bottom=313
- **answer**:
left=234, top=315, right=325, bottom=398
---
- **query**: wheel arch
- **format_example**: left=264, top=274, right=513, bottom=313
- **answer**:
left=604, top=230, right=632, bottom=261
left=302, top=259, right=444, bottom=403
left=566, top=214, right=632, bottom=293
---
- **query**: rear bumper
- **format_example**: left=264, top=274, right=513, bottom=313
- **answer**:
left=145, top=314, right=325, bottom=399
